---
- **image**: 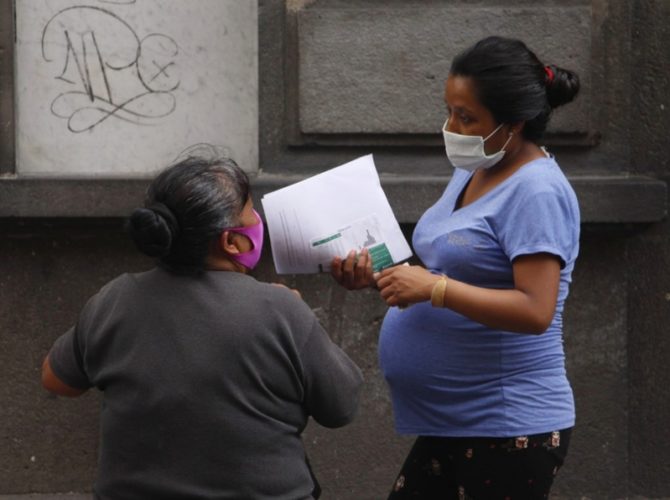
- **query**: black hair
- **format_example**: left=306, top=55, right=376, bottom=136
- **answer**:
left=126, top=154, right=250, bottom=274
left=450, top=36, right=580, bottom=142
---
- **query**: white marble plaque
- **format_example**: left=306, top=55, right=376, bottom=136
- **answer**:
left=15, top=0, right=258, bottom=177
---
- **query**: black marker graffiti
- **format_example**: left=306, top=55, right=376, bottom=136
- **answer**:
left=41, top=5, right=179, bottom=133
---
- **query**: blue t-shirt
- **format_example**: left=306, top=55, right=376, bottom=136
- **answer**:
left=379, top=157, right=580, bottom=437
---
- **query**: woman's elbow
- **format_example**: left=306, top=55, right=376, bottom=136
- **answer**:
left=41, top=356, right=87, bottom=397
left=523, top=311, right=554, bottom=335
left=314, top=406, right=360, bottom=429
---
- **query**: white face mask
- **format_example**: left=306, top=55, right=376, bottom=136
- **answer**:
left=442, top=119, right=513, bottom=172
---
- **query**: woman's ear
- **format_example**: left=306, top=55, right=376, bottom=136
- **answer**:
left=510, top=121, right=525, bottom=136
left=219, top=230, right=241, bottom=255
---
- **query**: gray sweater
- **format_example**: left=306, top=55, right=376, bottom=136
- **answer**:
left=49, top=268, right=363, bottom=500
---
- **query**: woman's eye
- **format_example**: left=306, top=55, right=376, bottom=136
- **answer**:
left=460, top=114, right=471, bottom=124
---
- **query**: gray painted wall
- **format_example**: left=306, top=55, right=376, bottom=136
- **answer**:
left=1, top=1, right=669, bottom=498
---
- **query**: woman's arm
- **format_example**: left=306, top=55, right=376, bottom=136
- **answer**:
left=300, top=320, right=364, bottom=428
left=376, top=253, right=561, bottom=335
left=41, top=355, right=88, bottom=397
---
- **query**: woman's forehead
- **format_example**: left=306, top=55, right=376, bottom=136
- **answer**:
left=445, top=75, right=476, bottom=103
left=444, top=75, right=486, bottom=112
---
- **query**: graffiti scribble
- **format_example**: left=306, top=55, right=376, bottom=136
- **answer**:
left=41, top=5, right=179, bottom=133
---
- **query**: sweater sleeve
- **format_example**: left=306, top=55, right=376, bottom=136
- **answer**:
left=48, top=324, right=92, bottom=390
left=299, top=318, right=363, bottom=428
left=47, top=276, right=126, bottom=391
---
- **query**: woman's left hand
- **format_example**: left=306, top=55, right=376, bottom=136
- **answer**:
left=375, top=264, right=442, bottom=308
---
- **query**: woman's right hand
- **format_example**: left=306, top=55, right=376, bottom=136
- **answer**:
left=331, top=248, right=375, bottom=290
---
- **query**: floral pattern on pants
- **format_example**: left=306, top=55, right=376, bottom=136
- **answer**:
left=387, top=428, right=571, bottom=500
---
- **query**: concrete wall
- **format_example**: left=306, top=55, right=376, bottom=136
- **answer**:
left=627, top=1, right=670, bottom=496
left=1, top=1, right=669, bottom=498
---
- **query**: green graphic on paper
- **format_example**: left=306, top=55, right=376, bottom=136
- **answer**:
left=312, top=233, right=341, bottom=247
left=368, top=243, right=393, bottom=272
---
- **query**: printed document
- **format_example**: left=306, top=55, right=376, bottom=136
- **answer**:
left=261, top=155, right=413, bottom=274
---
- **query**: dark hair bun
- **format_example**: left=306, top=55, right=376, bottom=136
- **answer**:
left=126, top=207, right=174, bottom=257
left=546, top=65, right=580, bottom=109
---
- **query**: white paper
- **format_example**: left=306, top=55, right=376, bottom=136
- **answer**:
left=261, top=155, right=412, bottom=274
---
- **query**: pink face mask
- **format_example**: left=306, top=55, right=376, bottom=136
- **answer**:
left=226, top=209, right=264, bottom=270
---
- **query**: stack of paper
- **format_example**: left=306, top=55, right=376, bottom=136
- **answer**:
left=261, top=155, right=413, bottom=274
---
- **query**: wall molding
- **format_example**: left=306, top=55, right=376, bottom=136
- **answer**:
left=0, top=175, right=665, bottom=224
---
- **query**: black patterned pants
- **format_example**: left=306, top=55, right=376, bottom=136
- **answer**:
left=387, top=428, right=572, bottom=500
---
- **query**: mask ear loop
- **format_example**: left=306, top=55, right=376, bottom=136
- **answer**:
left=483, top=123, right=505, bottom=142
left=483, top=125, right=514, bottom=154
left=500, top=131, right=514, bottom=151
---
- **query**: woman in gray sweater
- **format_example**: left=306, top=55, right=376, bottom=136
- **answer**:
left=42, top=154, right=363, bottom=500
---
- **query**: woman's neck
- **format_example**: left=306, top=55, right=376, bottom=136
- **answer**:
left=484, top=140, right=544, bottom=179
left=205, top=254, right=247, bottom=273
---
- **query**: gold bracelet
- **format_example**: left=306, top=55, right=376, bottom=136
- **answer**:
left=430, top=275, right=448, bottom=308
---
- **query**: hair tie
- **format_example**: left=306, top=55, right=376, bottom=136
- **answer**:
left=544, top=66, right=555, bottom=86
left=148, top=202, right=180, bottom=238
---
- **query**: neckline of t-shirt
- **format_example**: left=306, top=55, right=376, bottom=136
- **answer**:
left=451, top=156, right=555, bottom=214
